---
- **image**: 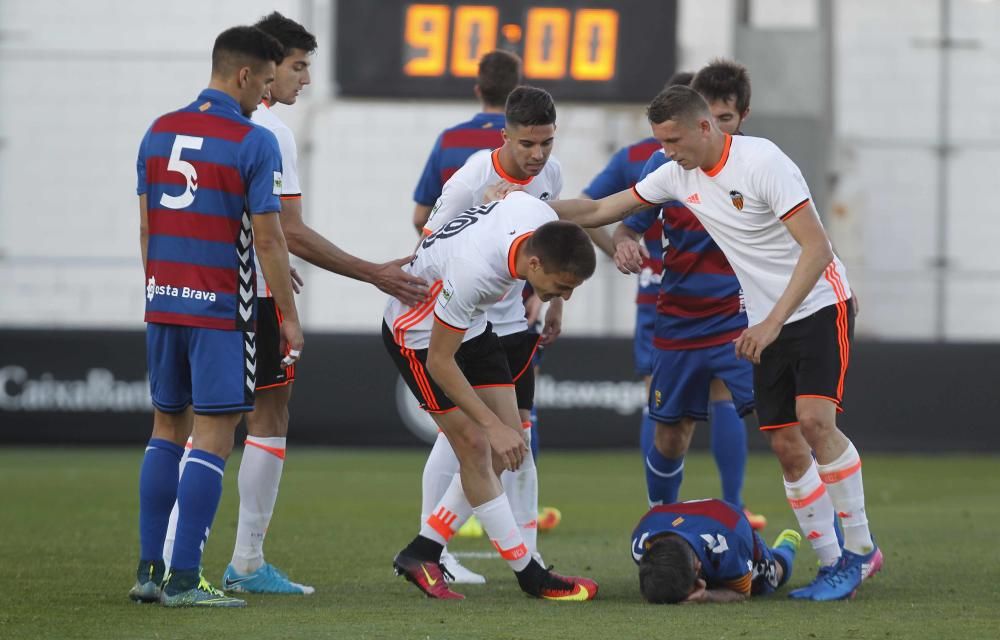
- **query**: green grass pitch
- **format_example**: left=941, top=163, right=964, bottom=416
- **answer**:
left=1, top=448, right=998, bottom=639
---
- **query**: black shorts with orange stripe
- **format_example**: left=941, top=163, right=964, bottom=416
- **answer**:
left=499, top=330, right=542, bottom=410
left=382, top=321, right=512, bottom=414
left=754, top=298, right=854, bottom=430
left=255, top=297, right=295, bottom=390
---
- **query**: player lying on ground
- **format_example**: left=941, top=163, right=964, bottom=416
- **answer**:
left=632, top=499, right=800, bottom=604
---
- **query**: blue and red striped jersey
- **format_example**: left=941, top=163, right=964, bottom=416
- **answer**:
left=137, top=88, right=282, bottom=331
left=582, top=137, right=663, bottom=305
left=624, top=150, right=748, bottom=350
left=413, top=112, right=506, bottom=206
left=631, top=499, right=759, bottom=593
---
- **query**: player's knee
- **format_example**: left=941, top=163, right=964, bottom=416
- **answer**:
left=796, top=408, right=834, bottom=442
left=766, top=429, right=811, bottom=469
left=448, top=427, right=491, bottom=464
left=653, top=420, right=693, bottom=457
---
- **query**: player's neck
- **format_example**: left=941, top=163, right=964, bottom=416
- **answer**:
left=481, top=104, right=504, bottom=114
left=497, top=145, right=530, bottom=181
left=700, top=132, right=729, bottom=173
left=207, top=79, right=241, bottom=106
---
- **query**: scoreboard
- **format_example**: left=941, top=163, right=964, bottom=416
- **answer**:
left=335, top=1, right=678, bottom=102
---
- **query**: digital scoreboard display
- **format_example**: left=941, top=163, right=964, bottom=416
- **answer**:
left=335, top=1, right=677, bottom=102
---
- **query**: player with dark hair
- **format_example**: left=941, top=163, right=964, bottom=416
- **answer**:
left=550, top=85, right=882, bottom=601
left=612, top=60, right=764, bottom=528
left=131, top=25, right=300, bottom=608
left=632, top=499, right=800, bottom=604
left=385, top=193, right=597, bottom=601
left=417, top=84, right=563, bottom=583
left=412, top=50, right=522, bottom=234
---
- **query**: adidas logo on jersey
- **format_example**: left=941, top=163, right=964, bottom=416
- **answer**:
left=685, top=193, right=701, bottom=205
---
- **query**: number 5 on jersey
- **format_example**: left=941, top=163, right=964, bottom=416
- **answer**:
left=160, top=135, right=203, bottom=210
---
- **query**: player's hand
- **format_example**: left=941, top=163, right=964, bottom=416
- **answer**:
left=278, top=317, right=304, bottom=367
left=734, top=319, right=781, bottom=364
left=851, top=293, right=860, bottom=317
left=540, top=300, right=562, bottom=346
left=680, top=578, right=708, bottom=604
left=524, top=294, right=542, bottom=325
left=614, top=238, right=648, bottom=274
left=373, top=256, right=430, bottom=307
left=290, top=266, right=304, bottom=294
left=483, top=181, right=523, bottom=203
left=485, top=422, right=528, bottom=472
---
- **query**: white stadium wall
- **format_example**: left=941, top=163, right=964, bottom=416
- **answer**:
left=0, top=0, right=997, bottom=340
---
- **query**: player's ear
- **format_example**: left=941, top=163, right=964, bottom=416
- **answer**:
left=238, top=66, right=250, bottom=88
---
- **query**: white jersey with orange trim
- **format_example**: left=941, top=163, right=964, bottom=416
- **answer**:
left=251, top=102, right=302, bottom=298
left=633, top=134, right=851, bottom=326
left=425, top=148, right=562, bottom=336
left=386, top=191, right=557, bottom=350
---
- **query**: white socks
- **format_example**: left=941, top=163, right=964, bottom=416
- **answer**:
left=501, top=422, right=538, bottom=557
left=420, top=473, right=474, bottom=545
left=784, top=460, right=840, bottom=566
left=231, top=436, right=286, bottom=575
left=162, top=437, right=193, bottom=569
left=474, top=493, right=531, bottom=572
left=818, top=441, right=873, bottom=555
left=421, top=433, right=460, bottom=528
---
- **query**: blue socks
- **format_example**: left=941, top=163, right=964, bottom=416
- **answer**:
left=639, top=409, right=655, bottom=462
left=138, top=438, right=184, bottom=562
left=170, top=449, right=226, bottom=571
left=645, top=446, right=684, bottom=505
left=709, top=400, right=747, bottom=507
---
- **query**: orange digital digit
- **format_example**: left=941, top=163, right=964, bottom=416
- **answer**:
left=571, top=9, right=618, bottom=81
left=403, top=4, right=450, bottom=77
left=523, top=7, right=570, bottom=80
left=450, top=6, right=499, bottom=77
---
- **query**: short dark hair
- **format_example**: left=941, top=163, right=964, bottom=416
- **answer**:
left=505, top=86, right=556, bottom=128
left=211, top=26, right=285, bottom=76
left=646, top=85, right=710, bottom=126
left=666, top=70, right=694, bottom=88
left=254, top=11, right=318, bottom=56
left=526, top=221, right=596, bottom=280
left=638, top=535, right=698, bottom=604
left=478, top=50, right=522, bottom=107
left=692, top=58, right=751, bottom=114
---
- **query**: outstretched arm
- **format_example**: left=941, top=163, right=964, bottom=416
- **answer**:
left=279, top=197, right=429, bottom=306
left=549, top=188, right=650, bottom=228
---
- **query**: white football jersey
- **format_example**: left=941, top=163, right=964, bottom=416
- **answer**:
left=425, top=148, right=562, bottom=336
left=251, top=102, right=302, bottom=298
left=386, top=191, right=558, bottom=350
left=633, top=134, right=851, bottom=326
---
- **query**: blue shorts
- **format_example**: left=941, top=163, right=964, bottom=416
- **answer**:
left=146, top=323, right=256, bottom=415
left=633, top=303, right=656, bottom=376
left=648, top=342, right=754, bottom=423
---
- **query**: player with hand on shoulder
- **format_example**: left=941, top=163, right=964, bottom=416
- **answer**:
left=550, top=85, right=882, bottom=601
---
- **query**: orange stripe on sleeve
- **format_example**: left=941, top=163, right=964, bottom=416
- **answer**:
left=434, top=313, right=467, bottom=333
left=780, top=199, right=810, bottom=221
left=631, top=185, right=656, bottom=206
